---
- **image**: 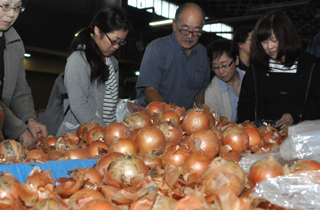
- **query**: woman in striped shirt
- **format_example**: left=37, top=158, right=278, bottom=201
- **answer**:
left=237, top=10, right=320, bottom=127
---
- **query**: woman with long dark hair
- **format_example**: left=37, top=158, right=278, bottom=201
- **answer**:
left=57, top=6, right=143, bottom=135
left=237, top=10, right=320, bottom=127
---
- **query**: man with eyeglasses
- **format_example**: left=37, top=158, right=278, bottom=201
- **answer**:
left=136, top=3, right=210, bottom=110
left=0, top=0, right=48, bottom=146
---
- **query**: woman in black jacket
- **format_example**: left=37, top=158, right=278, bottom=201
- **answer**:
left=237, top=10, right=320, bottom=128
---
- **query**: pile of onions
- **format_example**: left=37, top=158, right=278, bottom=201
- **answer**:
left=248, top=154, right=283, bottom=186
left=135, top=127, right=166, bottom=155
left=188, top=129, right=220, bottom=159
left=221, top=125, right=249, bottom=153
left=182, top=108, right=210, bottom=135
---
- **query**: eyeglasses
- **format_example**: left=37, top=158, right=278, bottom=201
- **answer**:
left=105, top=33, right=126, bottom=47
left=212, top=60, right=234, bottom=71
left=0, top=4, right=25, bottom=13
left=178, top=29, right=203, bottom=37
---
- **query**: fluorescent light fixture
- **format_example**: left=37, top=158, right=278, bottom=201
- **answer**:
left=149, top=19, right=172, bottom=27
left=135, top=71, right=140, bottom=76
left=24, top=53, right=31, bottom=57
left=249, top=0, right=307, bottom=11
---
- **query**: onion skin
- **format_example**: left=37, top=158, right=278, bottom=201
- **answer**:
left=259, top=125, right=282, bottom=144
left=76, top=122, right=100, bottom=141
left=72, top=168, right=103, bottom=185
left=283, top=159, right=320, bottom=175
left=104, top=122, right=129, bottom=146
left=67, top=189, right=104, bottom=209
left=161, top=145, right=190, bottom=169
left=244, top=127, right=262, bottom=147
left=26, top=150, right=48, bottom=162
left=80, top=199, right=120, bottom=210
left=188, top=129, right=220, bottom=159
left=248, top=154, right=283, bottom=186
left=108, top=138, right=138, bottom=156
left=123, top=112, right=152, bottom=130
left=158, top=120, right=183, bottom=145
left=85, top=126, right=105, bottom=144
left=202, top=157, right=246, bottom=198
left=105, top=155, right=148, bottom=189
left=221, top=125, right=249, bottom=153
left=135, top=127, right=166, bottom=155
left=140, top=153, right=163, bottom=169
left=47, top=150, right=64, bottom=160
left=94, top=152, right=124, bottom=177
left=86, top=141, right=109, bottom=158
left=180, top=153, right=211, bottom=182
left=182, top=108, right=210, bottom=135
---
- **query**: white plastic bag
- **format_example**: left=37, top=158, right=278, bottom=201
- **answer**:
left=116, top=99, right=136, bottom=122
left=280, top=120, right=320, bottom=161
left=250, top=170, right=320, bottom=210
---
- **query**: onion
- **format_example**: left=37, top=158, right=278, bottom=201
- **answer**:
left=123, top=112, right=152, bottom=130
left=283, top=159, right=320, bottom=175
left=43, top=136, right=58, bottom=149
left=221, top=125, right=249, bottom=153
left=145, top=101, right=165, bottom=117
left=161, top=145, right=189, bottom=169
left=94, top=152, right=124, bottom=176
left=62, top=133, right=79, bottom=145
left=26, top=150, right=48, bottom=162
left=128, top=128, right=140, bottom=141
left=182, top=108, right=210, bottom=135
left=0, top=139, right=25, bottom=162
left=104, top=122, right=129, bottom=146
left=135, top=127, right=166, bottom=155
left=47, top=150, right=63, bottom=161
left=222, top=151, right=241, bottom=163
left=76, top=122, right=100, bottom=140
left=87, top=142, right=109, bottom=158
left=140, top=153, right=163, bottom=169
left=105, top=155, right=148, bottom=189
left=67, top=189, right=104, bottom=209
left=259, top=125, right=282, bottom=144
left=85, top=126, right=105, bottom=144
left=32, top=198, right=67, bottom=210
left=63, top=148, right=89, bottom=160
left=108, top=138, right=138, bottom=155
left=180, top=153, right=211, bottom=182
left=248, top=154, right=283, bottom=186
left=202, top=157, right=246, bottom=198
left=242, top=122, right=257, bottom=129
left=158, top=110, right=181, bottom=124
left=173, top=106, right=186, bottom=119
left=244, top=127, right=262, bottom=147
left=188, top=129, right=220, bottom=159
left=80, top=199, right=119, bottom=210
left=0, top=172, right=21, bottom=201
left=157, top=120, right=183, bottom=145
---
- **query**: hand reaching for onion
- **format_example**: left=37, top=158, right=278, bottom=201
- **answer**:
left=27, top=119, right=48, bottom=141
left=275, top=113, right=293, bottom=128
left=19, top=130, right=35, bottom=147
left=127, top=102, right=145, bottom=113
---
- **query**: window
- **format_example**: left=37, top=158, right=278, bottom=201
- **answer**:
left=203, top=23, right=233, bottom=40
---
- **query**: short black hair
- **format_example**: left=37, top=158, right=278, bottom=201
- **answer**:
left=207, top=39, right=239, bottom=67
left=233, top=26, right=252, bottom=44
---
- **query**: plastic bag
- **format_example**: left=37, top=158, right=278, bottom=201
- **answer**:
left=250, top=170, right=320, bottom=210
left=238, top=151, right=287, bottom=174
left=280, top=120, right=320, bottom=161
left=116, top=99, right=136, bottom=123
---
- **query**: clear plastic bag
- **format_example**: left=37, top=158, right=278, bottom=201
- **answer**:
left=280, top=120, right=320, bottom=161
left=250, top=170, right=320, bottom=210
left=116, top=99, right=136, bottom=122
left=238, top=151, right=287, bottom=174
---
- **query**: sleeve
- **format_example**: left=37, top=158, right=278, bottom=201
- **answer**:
left=136, top=41, right=164, bottom=90
left=64, top=53, right=105, bottom=126
left=204, top=79, right=222, bottom=116
left=237, top=67, right=256, bottom=123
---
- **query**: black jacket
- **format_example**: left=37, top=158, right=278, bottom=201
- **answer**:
left=237, top=51, right=320, bottom=124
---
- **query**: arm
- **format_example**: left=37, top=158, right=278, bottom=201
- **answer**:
left=194, top=90, right=205, bottom=107
left=144, top=87, right=165, bottom=104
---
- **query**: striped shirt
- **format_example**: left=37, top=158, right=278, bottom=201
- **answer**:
left=102, top=57, right=118, bottom=124
left=269, top=59, right=298, bottom=73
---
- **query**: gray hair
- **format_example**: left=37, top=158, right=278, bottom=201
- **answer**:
left=175, top=3, right=205, bottom=26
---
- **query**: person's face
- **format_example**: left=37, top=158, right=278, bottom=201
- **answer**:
left=240, top=31, right=252, bottom=55
left=261, top=31, right=279, bottom=60
left=172, top=6, right=203, bottom=51
left=94, top=26, right=128, bottom=57
left=0, top=0, right=22, bottom=36
left=212, top=52, right=239, bottom=84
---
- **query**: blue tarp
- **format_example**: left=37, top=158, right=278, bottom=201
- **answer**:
left=0, top=158, right=98, bottom=183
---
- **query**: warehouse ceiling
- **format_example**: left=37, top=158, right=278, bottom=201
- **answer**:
left=13, top=0, right=318, bottom=64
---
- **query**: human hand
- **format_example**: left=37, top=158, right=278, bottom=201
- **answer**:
left=19, top=130, right=35, bottom=147
left=275, top=113, right=293, bottom=128
left=27, top=119, right=48, bottom=140
left=127, top=102, right=145, bottom=113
